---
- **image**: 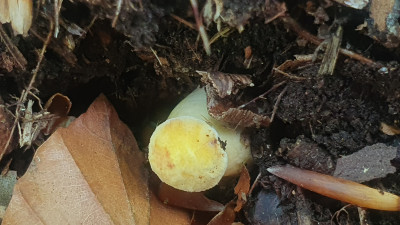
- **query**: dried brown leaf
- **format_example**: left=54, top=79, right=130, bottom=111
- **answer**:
left=3, top=94, right=150, bottom=224
left=43, top=93, right=72, bottom=135
left=158, top=182, right=224, bottom=212
left=198, top=71, right=253, bottom=98
left=207, top=201, right=236, bottom=225
left=206, top=86, right=270, bottom=128
left=380, top=122, right=400, bottom=136
left=150, top=192, right=192, bottom=225
left=234, top=166, right=250, bottom=212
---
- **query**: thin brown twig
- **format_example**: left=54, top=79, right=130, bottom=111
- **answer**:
left=273, top=67, right=307, bottom=80
left=54, top=0, right=63, bottom=37
left=0, top=20, right=54, bottom=161
left=249, top=171, right=262, bottom=196
left=170, top=13, right=196, bottom=30
left=112, top=0, right=123, bottom=27
left=190, top=0, right=211, bottom=55
left=270, top=85, right=288, bottom=123
left=238, top=81, right=287, bottom=109
left=281, top=16, right=380, bottom=67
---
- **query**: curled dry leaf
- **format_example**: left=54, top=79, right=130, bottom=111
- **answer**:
left=206, top=85, right=270, bottom=128
left=207, top=201, right=236, bottom=225
left=234, top=166, right=250, bottom=212
left=198, top=71, right=270, bottom=128
left=3, top=94, right=151, bottom=224
left=157, top=182, right=224, bottom=212
left=197, top=71, right=253, bottom=98
left=380, top=122, right=400, bottom=136
left=43, top=93, right=73, bottom=135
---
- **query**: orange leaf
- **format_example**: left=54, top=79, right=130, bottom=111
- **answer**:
left=2, top=94, right=150, bottom=224
left=233, top=166, right=250, bottom=212
left=150, top=191, right=192, bottom=225
left=207, top=201, right=236, bottom=225
left=158, top=182, right=224, bottom=212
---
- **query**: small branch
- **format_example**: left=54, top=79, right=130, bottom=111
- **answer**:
left=270, top=85, right=288, bottom=123
left=170, top=13, right=196, bottom=30
left=112, top=0, right=123, bottom=28
left=190, top=0, right=211, bottom=55
left=273, top=68, right=307, bottom=80
left=281, top=16, right=380, bottom=67
left=0, top=20, right=54, bottom=161
left=238, top=81, right=287, bottom=109
left=54, top=0, right=63, bottom=37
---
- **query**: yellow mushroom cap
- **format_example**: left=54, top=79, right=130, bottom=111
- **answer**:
left=168, top=88, right=252, bottom=177
left=149, top=116, right=228, bottom=192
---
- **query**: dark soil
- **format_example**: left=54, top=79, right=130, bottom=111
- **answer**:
left=1, top=0, right=400, bottom=224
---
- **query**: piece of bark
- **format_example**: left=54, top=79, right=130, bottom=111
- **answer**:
left=3, top=94, right=150, bottom=224
left=334, top=143, right=397, bottom=183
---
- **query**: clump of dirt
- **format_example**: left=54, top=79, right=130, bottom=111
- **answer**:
left=264, top=64, right=396, bottom=156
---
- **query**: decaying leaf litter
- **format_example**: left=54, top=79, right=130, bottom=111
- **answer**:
left=1, top=0, right=400, bottom=224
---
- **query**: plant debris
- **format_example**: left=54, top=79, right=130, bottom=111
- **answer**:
left=334, top=143, right=398, bottom=183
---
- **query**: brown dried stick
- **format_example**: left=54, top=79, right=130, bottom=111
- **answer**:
left=0, top=21, right=54, bottom=161
left=281, top=16, right=380, bottom=67
left=190, top=0, right=211, bottom=55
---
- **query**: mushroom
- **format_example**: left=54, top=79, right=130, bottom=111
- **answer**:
left=149, top=88, right=252, bottom=192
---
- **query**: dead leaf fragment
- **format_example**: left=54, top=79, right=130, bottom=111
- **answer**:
left=198, top=71, right=253, bottom=98
left=3, top=94, right=150, bottom=224
left=158, top=182, right=224, bottom=212
left=380, top=122, right=400, bottom=135
left=43, top=93, right=73, bottom=135
left=206, top=85, right=270, bottom=128
left=334, top=143, right=397, bottom=183
left=150, top=192, right=191, bottom=225
left=207, top=201, right=236, bottom=225
left=234, top=166, right=250, bottom=212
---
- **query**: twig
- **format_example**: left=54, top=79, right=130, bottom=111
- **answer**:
left=209, top=27, right=233, bottom=45
left=170, top=13, right=196, bottom=30
left=0, top=24, right=27, bottom=70
left=112, top=0, right=123, bottom=27
left=270, top=85, right=288, bottom=122
left=54, top=0, right=63, bottom=37
left=358, top=207, right=368, bottom=225
left=249, top=171, right=262, bottom=196
left=190, top=0, right=211, bottom=55
left=150, top=47, right=162, bottom=66
left=0, top=20, right=54, bottom=161
left=281, top=16, right=380, bottom=67
left=238, top=81, right=287, bottom=109
left=331, top=204, right=351, bottom=225
left=273, top=68, right=307, bottom=80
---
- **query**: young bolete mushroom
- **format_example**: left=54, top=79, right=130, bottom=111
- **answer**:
left=149, top=88, right=252, bottom=192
